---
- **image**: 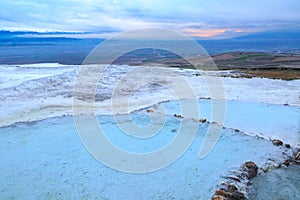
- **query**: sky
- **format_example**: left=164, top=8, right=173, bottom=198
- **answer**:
left=0, top=0, right=300, bottom=38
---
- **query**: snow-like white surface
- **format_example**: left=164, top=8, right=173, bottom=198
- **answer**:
left=158, top=99, right=300, bottom=147
left=0, top=114, right=290, bottom=199
left=17, top=63, right=72, bottom=68
left=0, top=64, right=77, bottom=89
left=0, top=63, right=299, bottom=199
left=0, top=63, right=299, bottom=129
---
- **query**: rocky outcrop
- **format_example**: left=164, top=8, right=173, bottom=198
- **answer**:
left=242, top=161, right=258, bottom=179
left=199, top=118, right=207, bottom=123
left=283, top=159, right=290, bottom=167
left=271, top=139, right=283, bottom=146
left=295, top=149, right=300, bottom=160
left=292, top=149, right=300, bottom=165
left=213, top=186, right=245, bottom=200
left=173, top=114, right=183, bottom=118
left=212, top=161, right=258, bottom=200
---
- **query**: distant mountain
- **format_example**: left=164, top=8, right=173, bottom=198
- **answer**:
left=0, top=30, right=87, bottom=39
left=232, top=29, right=300, bottom=40
left=1, top=28, right=300, bottom=65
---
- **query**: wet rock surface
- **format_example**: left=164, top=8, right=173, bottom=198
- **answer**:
left=271, top=139, right=283, bottom=146
left=293, top=149, right=300, bottom=164
left=213, top=187, right=245, bottom=200
left=212, top=145, right=299, bottom=200
left=284, top=143, right=291, bottom=148
left=212, top=161, right=258, bottom=200
left=242, top=161, right=258, bottom=179
left=199, top=118, right=207, bottom=123
left=173, top=114, right=184, bottom=118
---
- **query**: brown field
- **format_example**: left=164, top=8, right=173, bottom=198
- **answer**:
left=239, top=69, right=300, bottom=80
left=114, top=51, right=300, bottom=80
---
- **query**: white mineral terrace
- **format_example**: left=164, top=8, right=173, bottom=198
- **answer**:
left=0, top=63, right=299, bottom=199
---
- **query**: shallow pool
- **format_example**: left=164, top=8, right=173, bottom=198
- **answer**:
left=0, top=99, right=299, bottom=199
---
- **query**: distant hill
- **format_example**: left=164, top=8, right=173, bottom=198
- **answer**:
left=232, top=29, right=300, bottom=40
left=0, top=30, right=88, bottom=39
left=1, top=29, right=300, bottom=64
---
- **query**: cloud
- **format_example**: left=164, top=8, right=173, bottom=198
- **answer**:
left=182, top=28, right=226, bottom=38
left=0, top=0, right=299, bottom=38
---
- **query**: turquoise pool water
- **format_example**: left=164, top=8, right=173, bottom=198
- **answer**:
left=0, top=99, right=299, bottom=199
